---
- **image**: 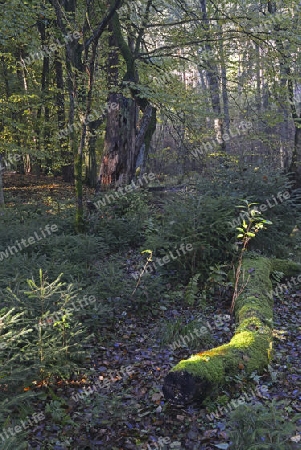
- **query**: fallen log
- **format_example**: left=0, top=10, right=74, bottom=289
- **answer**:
left=163, top=256, right=301, bottom=404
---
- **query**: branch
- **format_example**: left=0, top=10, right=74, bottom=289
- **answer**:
left=84, top=0, right=123, bottom=50
left=48, top=0, right=68, bottom=35
left=135, top=0, right=153, bottom=56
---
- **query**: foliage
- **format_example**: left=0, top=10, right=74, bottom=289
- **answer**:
left=88, top=190, right=152, bottom=249
left=185, top=273, right=200, bottom=305
left=206, top=264, right=233, bottom=298
left=2, top=0, right=301, bottom=445
left=215, top=168, right=301, bottom=258
left=231, top=200, right=272, bottom=313
left=0, top=271, right=91, bottom=448
left=144, top=189, right=237, bottom=284
left=160, top=316, right=214, bottom=350
left=0, top=203, right=109, bottom=289
left=1, top=270, right=87, bottom=387
left=227, top=400, right=301, bottom=449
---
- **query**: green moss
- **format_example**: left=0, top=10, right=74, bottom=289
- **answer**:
left=166, top=256, right=275, bottom=398
left=236, top=257, right=272, bottom=294
left=164, top=255, right=301, bottom=403
left=172, top=352, right=225, bottom=383
left=237, top=303, right=273, bottom=323
left=271, top=258, right=301, bottom=276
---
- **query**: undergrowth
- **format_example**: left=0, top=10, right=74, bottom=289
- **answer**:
left=1, top=169, right=301, bottom=447
left=227, top=400, right=301, bottom=449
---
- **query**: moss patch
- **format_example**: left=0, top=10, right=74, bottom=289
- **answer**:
left=163, top=255, right=301, bottom=404
left=163, top=256, right=274, bottom=403
left=271, top=258, right=301, bottom=276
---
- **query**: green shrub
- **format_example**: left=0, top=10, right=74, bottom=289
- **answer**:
left=227, top=400, right=301, bottom=449
left=160, top=316, right=214, bottom=350
left=89, top=190, right=151, bottom=249
left=0, top=270, right=88, bottom=392
left=144, top=191, right=237, bottom=284
left=208, top=167, right=301, bottom=258
left=0, top=270, right=91, bottom=449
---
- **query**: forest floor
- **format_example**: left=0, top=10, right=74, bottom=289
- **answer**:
left=1, top=174, right=301, bottom=450
left=22, top=281, right=300, bottom=450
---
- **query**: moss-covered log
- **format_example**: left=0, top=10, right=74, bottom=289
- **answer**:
left=163, top=256, right=301, bottom=404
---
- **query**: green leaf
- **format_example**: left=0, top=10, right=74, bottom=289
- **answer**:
left=141, top=249, right=152, bottom=254
left=214, top=443, right=229, bottom=449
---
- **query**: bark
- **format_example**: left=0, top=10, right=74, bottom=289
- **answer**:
left=266, top=0, right=290, bottom=171
left=55, top=56, right=65, bottom=128
left=278, top=64, right=290, bottom=170
left=85, top=131, right=98, bottom=187
left=86, top=115, right=106, bottom=188
left=220, top=44, right=230, bottom=138
left=35, top=17, right=50, bottom=175
left=99, top=1, right=156, bottom=187
left=0, top=62, right=8, bottom=206
left=291, top=125, right=301, bottom=185
left=135, top=104, right=156, bottom=174
left=100, top=93, right=136, bottom=185
left=54, top=53, right=72, bottom=179
left=163, top=256, right=301, bottom=405
left=100, top=95, right=156, bottom=186
left=49, top=0, right=81, bottom=190
left=90, top=21, right=119, bottom=184
left=288, top=75, right=301, bottom=185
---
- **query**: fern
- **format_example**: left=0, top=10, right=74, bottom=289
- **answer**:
left=228, top=400, right=301, bottom=449
left=185, top=273, right=200, bottom=305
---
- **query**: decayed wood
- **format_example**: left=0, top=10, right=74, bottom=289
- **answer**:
left=163, top=257, right=301, bottom=404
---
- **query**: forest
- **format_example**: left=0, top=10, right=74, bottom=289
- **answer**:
left=0, top=0, right=301, bottom=449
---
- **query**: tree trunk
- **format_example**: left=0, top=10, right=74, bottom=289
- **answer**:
left=218, top=26, right=230, bottom=155
left=100, top=95, right=156, bottom=186
left=163, top=256, right=301, bottom=405
left=86, top=116, right=106, bottom=188
left=50, top=0, right=123, bottom=230
left=287, top=73, right=301, bottom=185
left=99, top=93, right=136, bottom=186
left=0, top=156, right=4, bottom=208
left=99, top=4, right=156, bottom=187
left=85, top=131, right=98, bottom=188
left=55, top=53, right=72, bottom=179
left=290, top=125, right=301, bottom=186
left=36, top=17, right=50, bottom=175
left=266, top=0, right=290, bottom=170
left=135, top=104, right=156, bottom=175
left=199, top=0, right=225, bottom=152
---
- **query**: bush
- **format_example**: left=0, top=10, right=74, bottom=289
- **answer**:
left=0, top=270, right=88, bottom=388
left=0, top=270, right=92, bottom=448
left=227, top=400, right=301, bottom=449
left=210, top=167, right=301, bottom=258
left=89, top=189, right=151, bottom=249
left=144, top=190, right=237, bottom=284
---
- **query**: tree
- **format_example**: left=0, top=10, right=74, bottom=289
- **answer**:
left=98, top=0, right=157, bottom=187
left=0, top=156, right=4, bottom=208
left=49, top=0, right=123, bottom=230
